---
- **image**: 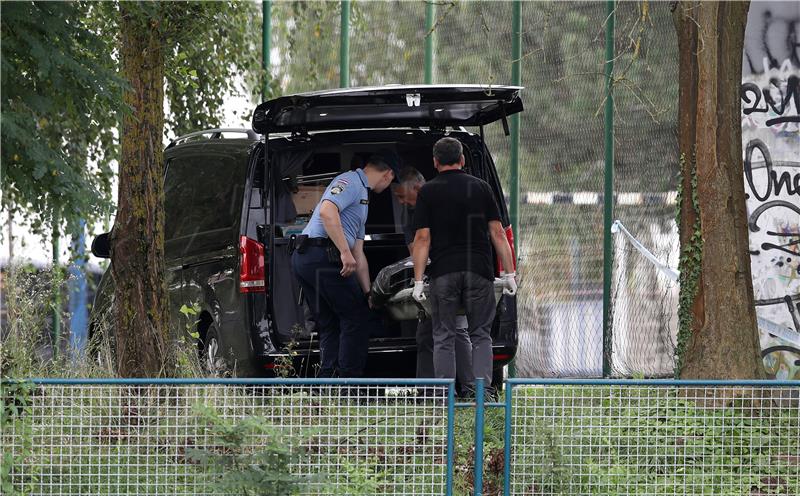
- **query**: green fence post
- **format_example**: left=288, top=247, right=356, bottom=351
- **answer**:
left=424, top=0, right=436, bottom=84
left=602, top=0, right=616, bottom=378
left=340, top=0, right=350, bottom=88
left=507, top=0, right=522, bottom=379
left=446, top=381, right=455, bottom=496
left=262, top=0, right=272, bottom=100
left=503, top=381, right=513, bottom=496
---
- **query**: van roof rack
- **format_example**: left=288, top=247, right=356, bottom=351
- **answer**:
left=167, top=128, right=259, bottom=148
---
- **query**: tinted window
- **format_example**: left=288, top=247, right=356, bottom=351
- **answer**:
left=164, top=152, right=249, bottom=241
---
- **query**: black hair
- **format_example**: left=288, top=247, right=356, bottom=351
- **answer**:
left=366, top=155, right=391, bottom=172
left=433, top=137, right=463, bottom=166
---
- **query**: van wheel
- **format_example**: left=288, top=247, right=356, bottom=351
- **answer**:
left=201, top=326, right=229, bottom=376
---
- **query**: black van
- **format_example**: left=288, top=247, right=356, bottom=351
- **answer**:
left=91, top=85, right=521, bottom=385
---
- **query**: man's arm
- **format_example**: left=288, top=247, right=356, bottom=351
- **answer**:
left=412, top=228, right=431, bottom=282
left=352, top=239, right=370, bottom=294
left=489, top=220, right=514, bottom=273
left=410, top=188, right=430, bottom=302
left=319, top=200, right=357, bottom=277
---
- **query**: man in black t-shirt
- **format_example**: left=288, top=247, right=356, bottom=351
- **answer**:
left=411, top=137, right=517, bottom=395
left=393, top=167, right=472, bottom=389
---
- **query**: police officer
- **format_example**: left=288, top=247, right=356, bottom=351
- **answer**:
left=292, top=153, right=399, bottom=378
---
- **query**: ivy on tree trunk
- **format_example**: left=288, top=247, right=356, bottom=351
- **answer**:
left=672, top=1, right=764, bottom=380
left=112, top=4, right=173, bottom=377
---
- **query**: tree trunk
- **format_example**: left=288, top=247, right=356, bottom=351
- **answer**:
left=111, top=5, right=173, bottom=377
left=673, top=1, right=764, bottom=379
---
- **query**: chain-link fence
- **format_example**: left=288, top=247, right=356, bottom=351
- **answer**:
left=509, top=2, right=680, bottom=378
left=265, top=1, right=683, bottom=379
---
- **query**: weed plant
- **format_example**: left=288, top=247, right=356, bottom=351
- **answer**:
left=1, top=264, right=118, bottom=379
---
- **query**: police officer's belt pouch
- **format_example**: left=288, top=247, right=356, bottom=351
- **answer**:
left=326, top=244, right=341, bottom=265
left=295, top=234, right=309, bottom=254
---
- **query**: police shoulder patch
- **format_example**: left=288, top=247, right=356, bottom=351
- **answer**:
left=331, top=185, right=344, bottom=195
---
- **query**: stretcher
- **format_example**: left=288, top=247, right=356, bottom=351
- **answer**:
left=371, top=257, right=505, bottom=321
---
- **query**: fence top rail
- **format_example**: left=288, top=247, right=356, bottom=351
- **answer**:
left=4, top=378, right=797, bottom=387
left=2, top=377, right=456, bottom=386
left=506, top=378, right=800, bottom=387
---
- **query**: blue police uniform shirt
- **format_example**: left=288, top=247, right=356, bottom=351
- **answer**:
left=302, top=169, right=369, bottom=249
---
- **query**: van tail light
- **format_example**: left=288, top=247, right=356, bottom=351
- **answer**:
left=239, top=235, right=266, bottom=293
left=496, top=224, right=517, bottom=275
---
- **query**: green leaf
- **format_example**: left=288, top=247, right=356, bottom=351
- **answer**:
left=179, top=304, right=197, bottom=317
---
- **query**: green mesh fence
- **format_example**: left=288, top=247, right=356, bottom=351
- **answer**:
left=266, top=1, right=682, bottom=378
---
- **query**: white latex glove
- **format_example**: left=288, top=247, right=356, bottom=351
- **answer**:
left=501, top=271, right=517, bottom=296
left=412, top=280, right=426, bottom=302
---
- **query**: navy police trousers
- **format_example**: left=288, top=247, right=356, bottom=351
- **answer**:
left=291, top=246, right=381, bottom=377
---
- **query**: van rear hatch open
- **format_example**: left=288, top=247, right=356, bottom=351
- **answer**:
left=252, top=84, right=523, bottom=134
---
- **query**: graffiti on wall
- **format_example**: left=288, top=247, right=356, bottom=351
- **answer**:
left=741, top=1, right=800, bottom=380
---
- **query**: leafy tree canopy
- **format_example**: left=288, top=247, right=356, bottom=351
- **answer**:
left=156, top=1, right=263, bottom=137
left=1, top=1, right=263, bottom=236
left=1, top=1, right=124, bottom=234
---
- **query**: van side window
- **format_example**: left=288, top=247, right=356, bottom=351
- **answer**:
left=164, top=153, right=249, bottom=242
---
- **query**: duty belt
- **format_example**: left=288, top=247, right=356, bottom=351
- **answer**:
left=291, top=234, right=333, bottom=254
left=303, top=236, right=332, bottom=247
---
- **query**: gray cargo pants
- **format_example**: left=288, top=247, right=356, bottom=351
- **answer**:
left=430, top=271, right=496, bottom=387
left=416, top=317, right=473, bottom=389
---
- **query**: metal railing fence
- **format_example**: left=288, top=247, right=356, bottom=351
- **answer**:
left=2, top=378, right=799, bottom=496
left=506, top=379, right=800, bottom=496
left=1, top=378, right=452, bottom=496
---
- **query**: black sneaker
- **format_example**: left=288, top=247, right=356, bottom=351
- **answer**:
left=457, top=385, right=498, bottom=403
left=457, top=384, right=476, bottom=401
